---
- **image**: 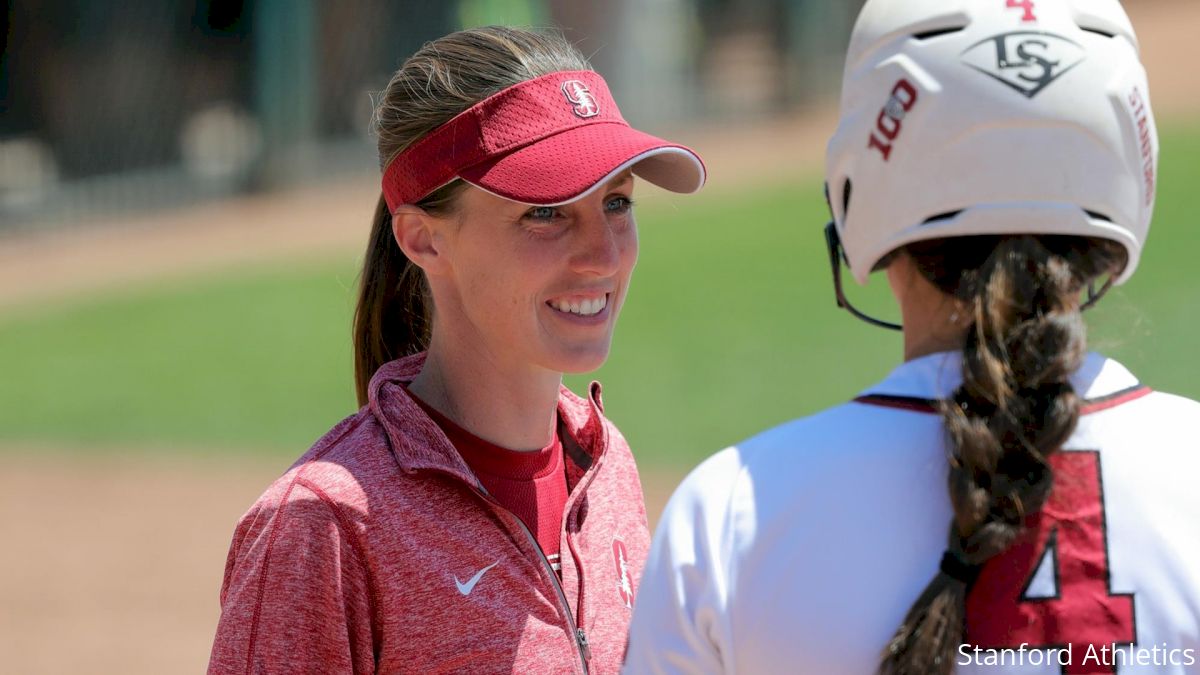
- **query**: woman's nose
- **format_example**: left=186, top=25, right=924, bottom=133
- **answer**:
left=569, top=213, right=622, bottom=276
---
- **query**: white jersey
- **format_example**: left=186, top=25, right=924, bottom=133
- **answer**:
left=625, top=352, right=1200, bottom=674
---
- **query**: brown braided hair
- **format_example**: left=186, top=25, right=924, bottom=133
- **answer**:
left=879, top=234, right=1127, bottom=674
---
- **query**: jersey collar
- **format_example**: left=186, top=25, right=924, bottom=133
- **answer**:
left=860, top=351, right=1141, bottom=401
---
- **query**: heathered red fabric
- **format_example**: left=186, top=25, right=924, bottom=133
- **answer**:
left=407, top=389, right=568, bottom=573
left=207, top=352, right=651, bottom=674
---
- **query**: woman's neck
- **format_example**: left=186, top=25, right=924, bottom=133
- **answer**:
left=887, top=253, right=968, bottom=362
left=903, top=330, right=965, bottom=363
left=408, top=339, right=561, bottom=452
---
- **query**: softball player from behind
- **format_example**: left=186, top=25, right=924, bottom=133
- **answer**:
left=625, top=0, right=1200, bottom=673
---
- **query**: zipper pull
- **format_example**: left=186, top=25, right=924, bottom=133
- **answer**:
left=576, top=628, right=592, bottom=662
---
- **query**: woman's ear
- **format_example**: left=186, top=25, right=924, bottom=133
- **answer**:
left=392, top=205, right=448, bottom=275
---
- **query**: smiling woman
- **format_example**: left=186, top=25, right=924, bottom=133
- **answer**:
left=206, top=26, right=704, bottom=675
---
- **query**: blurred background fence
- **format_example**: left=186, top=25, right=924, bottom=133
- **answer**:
left=0, top=0, right=862, bottom=232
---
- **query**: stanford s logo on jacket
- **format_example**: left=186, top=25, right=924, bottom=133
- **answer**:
left=613, top=537, right=634, bottom=609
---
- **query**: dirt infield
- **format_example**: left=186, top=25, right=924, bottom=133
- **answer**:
left=1, top=3, right=1197, bottom=671
left=0, top=452, right=284, bottom=673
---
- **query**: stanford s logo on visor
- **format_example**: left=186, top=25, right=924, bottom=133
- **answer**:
left=561, top=80, right=600, bottom=118
left=961, top=31, right=1085, bottom=98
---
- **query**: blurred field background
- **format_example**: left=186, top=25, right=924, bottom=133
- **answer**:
left=1, top=1, right=1197, bottom=672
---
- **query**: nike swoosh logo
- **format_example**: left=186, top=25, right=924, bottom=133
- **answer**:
left=455, top=561, right=500, bottom=596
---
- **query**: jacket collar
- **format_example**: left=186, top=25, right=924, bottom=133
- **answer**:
left=860, top=350, right=1141, bottom=401
left=366, top=352, right=608, bottom=481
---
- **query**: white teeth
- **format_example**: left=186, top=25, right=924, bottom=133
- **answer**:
left=552, top=295, right=607, bottom=316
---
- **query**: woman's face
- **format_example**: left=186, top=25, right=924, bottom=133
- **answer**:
left=427, top=172, right=638, bottom=375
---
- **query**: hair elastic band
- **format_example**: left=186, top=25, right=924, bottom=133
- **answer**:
left=939, top=550, right=983, bottom=587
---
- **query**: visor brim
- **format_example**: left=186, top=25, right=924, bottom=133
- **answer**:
left=459, top=123, right=706, bottom=206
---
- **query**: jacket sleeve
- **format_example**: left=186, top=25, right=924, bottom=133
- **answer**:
left=208, top=481, right=375, bottom=675
left=622, top=449, right=744, bottom=675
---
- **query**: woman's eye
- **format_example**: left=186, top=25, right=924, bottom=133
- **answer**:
left=606, top=196, right=634, bottom=214
left=525, top=206, right=559, bottom=221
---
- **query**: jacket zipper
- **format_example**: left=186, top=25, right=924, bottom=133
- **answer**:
left=509, top=511, right=591, bottom=672
left=475, top=484, right=590, bottom=674
left=560, top=394, right=610, bottom=654
left=408, top=393, right=610, bottom=674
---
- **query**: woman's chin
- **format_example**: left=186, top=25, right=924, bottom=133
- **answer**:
left=545, top=343, right=613, bottom=376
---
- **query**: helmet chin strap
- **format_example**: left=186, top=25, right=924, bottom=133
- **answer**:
left=824, top=220, right=1114, bottom=331
left=820, top=181, right=1112, bottom=331
left=824, top=221, right=903, bottom=332
left=1081, top=275, right=1115, bottom=311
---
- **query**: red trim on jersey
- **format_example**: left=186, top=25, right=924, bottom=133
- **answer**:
left=1079, top=385, right=1152, bottom=414
left=853, top=385, right=1152, bottom=416
left=851, top=393, right=939, bottom=413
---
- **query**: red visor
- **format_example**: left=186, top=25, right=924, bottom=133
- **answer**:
left=381, top=70, right=705, bottom=211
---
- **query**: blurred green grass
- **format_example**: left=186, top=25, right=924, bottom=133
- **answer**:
left=2, top=125, right=1198, bottom=470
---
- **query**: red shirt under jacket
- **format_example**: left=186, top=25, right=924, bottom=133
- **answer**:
left=405, top=389, right=569, bottom=574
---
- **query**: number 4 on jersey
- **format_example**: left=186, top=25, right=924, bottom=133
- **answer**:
left=966, top=451, right=1136, bottom=675
left=1007, top=0, right=1037, bottom=22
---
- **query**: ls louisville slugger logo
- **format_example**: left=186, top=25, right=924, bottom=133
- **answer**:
left=961, top=31, right=1085, bottom=98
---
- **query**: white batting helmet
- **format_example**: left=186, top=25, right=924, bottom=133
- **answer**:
left=825, top=0, right=1158, bottom=286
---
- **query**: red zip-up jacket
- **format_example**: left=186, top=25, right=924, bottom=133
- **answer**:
left=207, top=353, right=652, bottom=674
